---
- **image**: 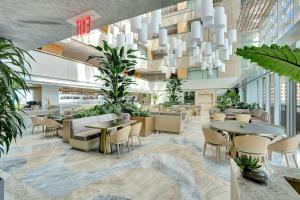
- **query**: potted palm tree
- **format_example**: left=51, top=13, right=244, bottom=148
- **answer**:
left=0, top=37, right=33, bottom=198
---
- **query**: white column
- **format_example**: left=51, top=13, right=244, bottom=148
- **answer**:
left=274, top=73, right=281, bottom=125
left=258, top=78, right=264, bottom=109
left=286, top=78, right=296, bottom=136
left=246, top=81, right=251, bottom=103
left=239, top=87, right=244, bottom=102
left=265, top=74, right=271, bottom=115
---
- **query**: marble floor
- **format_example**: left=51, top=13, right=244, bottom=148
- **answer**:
left=0, top=112, right=294, bottom=200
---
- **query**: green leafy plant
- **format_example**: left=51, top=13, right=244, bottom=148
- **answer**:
left=236, top=44, right=300, bottom=82
left=88, top=41, right=142, bottom=104
left=0, top=37, right=33, bottom=156
left=73, top=102, right=150, bottom=118
left=165, top=76, right=184, bottom=105
left=234, top=155, right=262, bottom=170
left=217, top=89, right=240, bottom=111
left=152, top=92, right=162, bottom=105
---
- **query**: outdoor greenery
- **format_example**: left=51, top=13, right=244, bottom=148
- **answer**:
left=217, top=89, right=259, bottom=111
left=72, top=42, right=150, bottom=119
left=0, top=37, right=33, bottom=156
left=165, top=76, right=184, bottom=106
left=234, top=155, right=262, bottom=170
left=236, top=44, right=300, bottom=82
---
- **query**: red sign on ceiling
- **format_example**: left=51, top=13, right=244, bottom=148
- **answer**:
left=76, top=16, right=91, bottom=36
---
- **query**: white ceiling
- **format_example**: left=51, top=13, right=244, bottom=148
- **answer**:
left=0, top=0, right=183, bottom=50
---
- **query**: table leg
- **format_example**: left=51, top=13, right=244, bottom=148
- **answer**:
left=230, top=133, right=237, bottom=158
left=99, top=129, right=111, bottom=155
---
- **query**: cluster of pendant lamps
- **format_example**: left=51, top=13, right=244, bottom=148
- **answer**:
left=110, top=0, right=237, bottom=76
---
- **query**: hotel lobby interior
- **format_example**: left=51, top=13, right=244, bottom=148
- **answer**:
left=1, top=0, right=300, bottom=199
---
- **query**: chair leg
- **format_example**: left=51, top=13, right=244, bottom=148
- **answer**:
left=216, top=147, right=219, bottom=163
left=268, top=150, right=272, bottom=161
left=117, top=144, right=120, bottom=158
left=127, top=141, right=130, bottom=152
left=284, top=153, right=290, bottom=167
left=32, top=126, right=35, bottom=134
left=203, top=142, right=207, bottom=156
left=218, top=147, right=221, bottom=161
left=293, top=153, right=298, bottom=168
left=138, top=136, right=141, bottom=146
left=131, top=137, right=134, bottom=149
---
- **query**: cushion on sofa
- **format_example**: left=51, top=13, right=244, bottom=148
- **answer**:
left=250, top=118, right=265, bottom=124
left=72, top=129, right=100, bottom=141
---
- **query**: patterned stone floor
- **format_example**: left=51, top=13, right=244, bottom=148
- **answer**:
left=0, top=112, right=294, bottom=200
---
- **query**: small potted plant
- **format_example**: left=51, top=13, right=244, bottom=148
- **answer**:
left=234, top=155, right=269, bottom=184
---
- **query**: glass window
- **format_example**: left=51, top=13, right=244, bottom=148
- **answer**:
left=297, top=83, right=300, bottom=134
left=280, top=76, right=287, bottom=128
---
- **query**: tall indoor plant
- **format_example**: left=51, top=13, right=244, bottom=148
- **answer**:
left=0, top=37, right=32, bottom=156
left=236, top=44, right=300, bottom=82
left=165, top=76, right=184, bottom=105
left=88, top=41, right=139, bottom=104
left=0, top=37, right=32, bottom=198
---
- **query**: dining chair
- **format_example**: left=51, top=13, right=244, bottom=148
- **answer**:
left=212, top=113, right=226, bottom=122
left=268, top=134, right=300, bottom=168
left=202, top=127, right=228, bottom=162
left=234, top=135, right=271, bottom=162
left=235, top=114, right=251, bottom=123
left=44, top=118, right=62, bottom=137
left=129, top=122, right=142, bottom=149
left=31, top=117, right=45, bottom=134
left=108, top=126, right=131, bottom=158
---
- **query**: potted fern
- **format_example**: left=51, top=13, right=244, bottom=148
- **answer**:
left=0, top=37, right=33, bottom=198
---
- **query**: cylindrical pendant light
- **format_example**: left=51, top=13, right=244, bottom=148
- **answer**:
left=196, top=52, right=203, bottom=64
left=215, top=29, right=225, bottom=47
left=228, top=44, right=233, bottom=55
left=220, top=62, right=225, bottom=72
left=223, top=37, right=229, bottom=50
left=228, top=29, right=237, bottom=44
left=125, top=32, right=134, bottom=45
left=176, top=40, right=183, bottom=58
left=201, top=61, right=207, bottom=70
left=193, top=46, right=200, bottom=57
left=215, top=58, right=222, bottom=67
left=221, top=49, right=230, bottom=61
left=116, top=33, right=125, bottom=49
left=203, top=8, right=214, bottom=29
left=151, top=9, right=161, bottom=37
left=159, top=28, right=168, bottom=47
left=201, top=0, right=213, bottom=22
left=224, top=14, right=228, bottom=33
left=131, top=16, right=142, bottom=33
left=189, top=41, right=197, bottom=49
left=138, top=22, right=148, bottom=44
left=170, top=37, right=178, bottom=50
left=214, top=7, right=226, bottom=29
left=189, top=56, right=195, bottom=65
left=205, top=42, right=212, bottom=56
left=191, top=21, right=202, bottom=42
left=164, top=56, right=169, bottom=66
left=125, top=23, right=131, bottom=34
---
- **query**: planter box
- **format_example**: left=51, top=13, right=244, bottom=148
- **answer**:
left=131, top=116, right=155, bottom=137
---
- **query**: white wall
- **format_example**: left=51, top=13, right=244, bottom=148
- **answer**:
left=149, top=77, right=239, bottom=91
left=41, top=85, right=59, bottom=108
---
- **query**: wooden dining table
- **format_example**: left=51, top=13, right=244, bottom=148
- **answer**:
left=209, top=121, right=286, bottom=157
left=86, top=119, right=137, bottom=155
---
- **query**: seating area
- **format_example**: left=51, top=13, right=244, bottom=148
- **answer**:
left=2, top=0, right=300, bottom=200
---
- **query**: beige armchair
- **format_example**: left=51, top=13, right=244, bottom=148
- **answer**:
left=234, top=135, right=270, bottom=162
left=212, top=113, right=226, bottom=122
left=108, top=126, right=131, bottom=158
left=268, top=134, right=300, bottom=168
left=44, top=118, right=62, bottom=137
left=235, top=114, right=251, bottom=123
left=202, top=127, right=228, bottom=162
left=129, top=122, right=142, bottom=149
left=31, top=117, right=45, bottom=134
